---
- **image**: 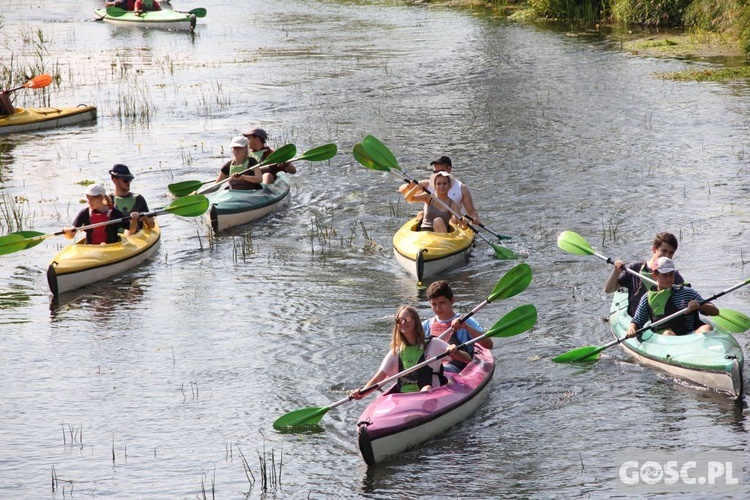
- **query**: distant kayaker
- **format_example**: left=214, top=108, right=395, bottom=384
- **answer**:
left=215, top=136, right=263, bottom=191
left=64, top=184, right=139, bottom=244
left=104, top=0, right=135, bottom=11
left=133, top=0, right=161, bottom=15
left=423, top=280, right=492, bottom=373
left=604, top=232, right=685, bottom=316
left=397, top=155, right=480, bottom=225
left=108, top=164, right=155, bottom=231
left=403, top=172, right=463, bottom=233
left=243, top=127, right=296, bottom=184
left=350, top=306, right=468, bottom=398
left=626, top=257, right=718, bottom=338
left=0, top=91, right=14, bottom=116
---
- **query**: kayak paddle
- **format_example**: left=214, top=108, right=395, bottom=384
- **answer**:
left=3, top=74, right=53, bottom=94
left=181, top=8, right=207, bottom=18
left=0, top=194, right=208, bottom=256
left=353, top=137, right=516, bottom=259
left=556, top=230, right=659, bottom=287
left=435, top=262, right=532, bottom=342
left=553, top=276, right=750, bottom=363
left=273, top=304, right=537, bottom=430
left=168, top=143, right=337, bottom=198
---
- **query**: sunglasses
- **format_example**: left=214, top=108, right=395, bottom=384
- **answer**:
left=395, top=316, right=414, bottom=325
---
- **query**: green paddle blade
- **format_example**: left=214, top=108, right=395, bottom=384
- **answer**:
left=486, top=304, right=537, bottom=338
left=294, top=143, right=337, bottom=162
left=713, top=308, right=750, bottom=333
left=488, top=263, right=532, bottom=302
left=557, top=230, right=596, bottom=256
left=273, top=406, right=330, bottom=429
left=552, top=345, right=602, bottom=363
left=361, top=135, right=400, bottom=171
left=489, top=241, right=519, bottom=260
left=353, top=143, right=387, bottom=171
left=163, top=194, right=209, bottom=217
left=168, top=179, right=210, bottom=198
left=187, top=7, right=207, bottom=18
left=106, top=7, right=128, bottom=17
left=261, top=144, right=297, bottom=166
left=0, top=230, right=47, bottom=256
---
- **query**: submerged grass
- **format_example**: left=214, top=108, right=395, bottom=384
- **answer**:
left=659, top=65, right=750, bottom=81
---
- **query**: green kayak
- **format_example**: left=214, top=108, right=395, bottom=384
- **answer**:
left=609, top=290, right=744, bottom=398
left=94, top=7, right=198, bottom=31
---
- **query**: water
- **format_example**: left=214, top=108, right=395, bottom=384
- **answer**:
left=1, top=0, right=749, bottom=498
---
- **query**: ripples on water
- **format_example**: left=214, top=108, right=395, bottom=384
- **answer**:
left=1, top=0, right=749, bottom=497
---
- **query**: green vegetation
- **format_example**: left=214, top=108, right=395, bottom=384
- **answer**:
left=661, top=65, right=750, bottom=81
left=505, top=0, right=750, bottom=56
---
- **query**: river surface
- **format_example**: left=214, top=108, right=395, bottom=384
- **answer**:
left=1, top=0, right=750, bottom=498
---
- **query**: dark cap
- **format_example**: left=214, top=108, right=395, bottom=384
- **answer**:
left=109, top=164, right=134, bottom=180
left=430, top=156, right=452, bottom=167
left=242, top=127, right=267, bottom=142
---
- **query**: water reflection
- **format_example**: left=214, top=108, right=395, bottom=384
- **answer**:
left=49, top=275, right=149, bottom=318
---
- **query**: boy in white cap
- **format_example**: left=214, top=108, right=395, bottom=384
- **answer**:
left=626, top=257, right=718, bottom=337
left=64, top=185, right=139, bottom=244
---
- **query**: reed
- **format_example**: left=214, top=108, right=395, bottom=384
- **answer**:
left=50, top=465, right=74, bottom=494
left=0, top=193, right=34, bottom=233
left=232, top=232, right=255, bottom=262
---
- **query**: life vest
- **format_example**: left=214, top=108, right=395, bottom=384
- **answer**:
left=228, top=159, right=261, bottom=190
left=646, top=286, right=697, bottom=335
left=396, top=338, right=446, bottom=393
left=113, top=193, right=138, bottom=214
left=427, top=316, right=471, bottom=371
left=88, top=208, right=112, bottom=244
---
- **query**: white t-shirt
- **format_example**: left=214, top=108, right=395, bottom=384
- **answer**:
left=377, top=337, right=451, bottom=388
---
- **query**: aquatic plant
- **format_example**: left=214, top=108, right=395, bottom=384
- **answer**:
left=0, top=193, right=34, bottom=232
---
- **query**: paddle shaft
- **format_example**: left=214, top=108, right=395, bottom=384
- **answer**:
left=592, top=251, right=658, bottom=288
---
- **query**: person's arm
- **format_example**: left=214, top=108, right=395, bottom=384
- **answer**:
left=458, top=317, right=492, bottom=349
left=446, top=343, right=471, bottom=364
left=136, top=195, right=155, bottom=229
left=124, top=212, right=140, bottom=236
left=233, top=165, right=263, bottom=184
left=460, top=185, right=479, bottom=223
left=626, top=295, right=649, bottom=338
left=604, top=260, right=626, bottom=293
left=404, top=182, right=429, bottom=203
left=216, top=163, right=229, bottom=183
left=688, top=299, right=719, bottom=317
left=350, top=370, right=387, bottom=400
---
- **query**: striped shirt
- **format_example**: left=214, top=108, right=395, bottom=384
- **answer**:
left=632, top=286, right=704, bottom=332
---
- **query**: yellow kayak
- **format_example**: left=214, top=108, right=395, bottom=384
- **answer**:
left=47, top=224, right=161, bottom=296
left=392, top=217, right=474, bottom=282
left=0, top=105, right=97, bottom=135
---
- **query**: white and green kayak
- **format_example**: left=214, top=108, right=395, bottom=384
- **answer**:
left=609, top=290, right=744, bottom=398
left=94, top=7, right=200, bottom=31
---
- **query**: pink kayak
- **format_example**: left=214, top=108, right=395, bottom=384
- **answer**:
left=356, top=345, right=494, bottom=465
